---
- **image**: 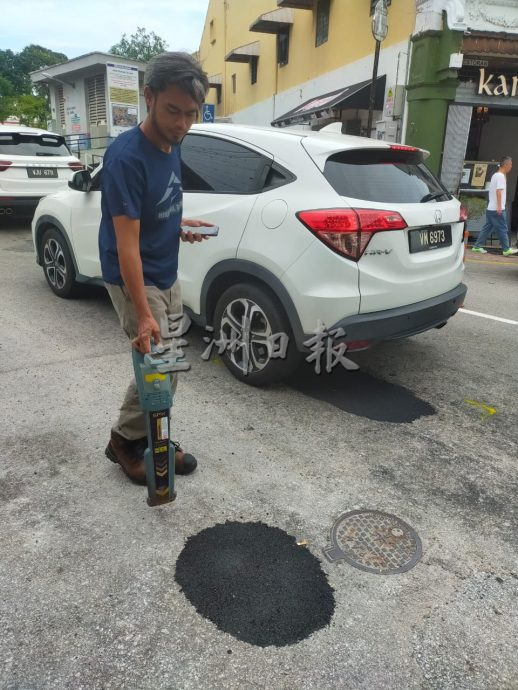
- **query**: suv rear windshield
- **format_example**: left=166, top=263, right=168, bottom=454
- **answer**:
left=0, top=132, right=71, bottom=157
left=323, top=149, right=450, bottom=203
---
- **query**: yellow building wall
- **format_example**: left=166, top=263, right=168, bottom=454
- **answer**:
left=199, top=0, right=416, bottom=118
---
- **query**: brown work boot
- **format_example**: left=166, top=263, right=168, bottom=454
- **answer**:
left=105, top=431, right=147, bottom=485
left=135, top=437, right=197, bottom=476
left=171, top=441, right=198, bottom=476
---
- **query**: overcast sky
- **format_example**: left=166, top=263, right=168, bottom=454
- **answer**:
left=1, top=0, right=209, bottom=59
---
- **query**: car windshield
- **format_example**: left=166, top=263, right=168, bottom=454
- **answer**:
left=323, top=149, right=450, bottom=204
left=0, top=133, right=71, bottom=157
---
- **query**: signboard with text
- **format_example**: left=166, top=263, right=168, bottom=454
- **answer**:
left=107, top=63, right=140, bottom=137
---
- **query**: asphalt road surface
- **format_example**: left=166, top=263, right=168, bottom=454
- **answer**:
left=0, top=220, right=517, bottom=690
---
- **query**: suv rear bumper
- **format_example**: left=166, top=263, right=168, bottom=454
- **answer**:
left=0, top=196, right=41, bottom=217
left=300, top=283, right=467, bottom=350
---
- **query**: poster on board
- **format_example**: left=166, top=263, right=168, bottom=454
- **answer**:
left=107, top=63, right=140, bottom=137
left=471, top=163, right=488, bottom=188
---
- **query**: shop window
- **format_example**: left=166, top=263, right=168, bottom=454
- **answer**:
left=316, top=0, right=331, bottom=47
left=370, top=0, right=391, bottom=15
left=250, top=57, right=258, bottom=85
left=277, top=29, right=290, bottom=66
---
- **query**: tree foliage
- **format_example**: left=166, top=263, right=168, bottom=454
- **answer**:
left=0, top=76, right=14, bottom=122
left=0, top=44, right=68, bottom=124
left=110, top=27, right=168, bottom=62
left=11, top=94, right=49, bottom=127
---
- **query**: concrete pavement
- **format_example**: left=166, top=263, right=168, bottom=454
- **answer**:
left=0, top=222, right=517, bottom=690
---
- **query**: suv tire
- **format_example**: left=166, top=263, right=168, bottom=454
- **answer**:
left=41, top=227, right=80, bottom=298
left=213, top=282, right=302, bottom=386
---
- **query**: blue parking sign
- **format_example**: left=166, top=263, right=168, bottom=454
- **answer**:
left=201, top=104, right=215, bottom=123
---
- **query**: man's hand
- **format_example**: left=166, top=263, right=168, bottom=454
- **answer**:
left=181, top=218, right=215, bottom=244
left=132, top=314, right=162, bottom=354
left=496, top=189, right=503, bottom=215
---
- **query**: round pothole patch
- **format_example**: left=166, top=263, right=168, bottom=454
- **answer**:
left=323, top=510, right=422, bottom=574
left=175, top=521, right=335, bottom=647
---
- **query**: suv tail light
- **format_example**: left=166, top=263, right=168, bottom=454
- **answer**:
left=389, top=144, right=419, bottom=152
left=459, top=204, right=468, bottom=222
left=0, top=161, right=12, bottom=172
left=68, top=162, right=84, bottom=171
left=296, top=208, right=407, bottom=261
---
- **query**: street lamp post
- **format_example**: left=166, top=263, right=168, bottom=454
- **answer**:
left=366, top=0, right=388, bottom=138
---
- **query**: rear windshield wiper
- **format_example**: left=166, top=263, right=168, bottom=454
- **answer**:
left=420, top=191, right=448, bottom=203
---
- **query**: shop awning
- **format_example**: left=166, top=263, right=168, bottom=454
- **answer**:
left=250, top=8, right=294, bottom=34
left=271, top=75, right=386, bottom=127
left=225, top=41, right=261, bottom=63
left=277, top=0, right=314, bottom=9
left=208, top=73, right=223, bottom=87
left=463, top=34, right=518, bottom=58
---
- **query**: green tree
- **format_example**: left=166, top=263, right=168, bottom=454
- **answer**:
left=0, top=45, right=68, bottom=125
left=110, top=27, right=168, bottom=62
left=0, top=50, right=21, bottom=94
left=12, top=94, right=49, bottom=127
left=0, top=76, right=14, bottom=122
left=0, top=45, right=67, bottom=96
left=16, top=44, right=68, bottom=96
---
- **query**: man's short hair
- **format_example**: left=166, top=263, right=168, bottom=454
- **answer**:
left=144, top=52, right=209, bottom=106
left=500, top=155, right=512, bottom=166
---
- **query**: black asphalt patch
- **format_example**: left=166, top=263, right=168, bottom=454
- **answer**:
left=175, top=521, right=335, bottom=647
left=288, top=366, right=435, bottom=423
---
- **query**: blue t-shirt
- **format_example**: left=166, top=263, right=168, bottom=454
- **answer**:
left=99, top=126, right=183, bottom=290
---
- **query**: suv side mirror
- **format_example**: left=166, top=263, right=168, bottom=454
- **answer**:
left=69, top=169, right=93, bottom=192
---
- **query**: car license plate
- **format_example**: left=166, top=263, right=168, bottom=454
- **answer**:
left=27, top=168, right=58, bottom=178
left=409, top=225, right=452, bottom=253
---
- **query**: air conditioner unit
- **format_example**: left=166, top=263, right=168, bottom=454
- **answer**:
left=90, top=124, right=109, bottom=139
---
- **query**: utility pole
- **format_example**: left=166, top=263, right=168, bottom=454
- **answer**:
left=366, top=0, right=388, bottom=138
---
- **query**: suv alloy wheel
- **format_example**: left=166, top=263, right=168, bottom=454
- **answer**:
left=213, top=283, right=302, bottom=385
left=41, top=227, right=79, bottom=298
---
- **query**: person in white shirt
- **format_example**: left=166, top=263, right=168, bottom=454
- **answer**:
left=472, top=156, right=518, bottom=256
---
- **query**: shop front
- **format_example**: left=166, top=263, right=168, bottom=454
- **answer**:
left=440, top=39, right=518, bottom=236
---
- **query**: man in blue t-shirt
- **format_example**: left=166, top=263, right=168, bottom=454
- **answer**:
left=99, top=52, right=211, bottom=484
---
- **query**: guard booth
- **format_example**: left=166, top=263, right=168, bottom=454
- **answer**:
left=31, top=52, right=147, bottom=167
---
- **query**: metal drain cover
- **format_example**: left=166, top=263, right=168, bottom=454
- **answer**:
left=323, top=509, right=422, bottom=574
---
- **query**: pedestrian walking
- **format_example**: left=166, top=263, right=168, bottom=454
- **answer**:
left=472, top=156, right=518, bottom=256
left=99, top=52, right=212, bottom=484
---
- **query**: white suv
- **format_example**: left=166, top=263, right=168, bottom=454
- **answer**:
left=0, top=124, right=83, bottom=218
left=32, top=123, right=466, bottom=385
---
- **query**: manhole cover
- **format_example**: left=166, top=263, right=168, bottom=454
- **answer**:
left=323, top=510, right=422, bottom=574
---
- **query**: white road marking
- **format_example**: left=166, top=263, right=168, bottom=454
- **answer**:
left=459, top=308, right=518, bottom=326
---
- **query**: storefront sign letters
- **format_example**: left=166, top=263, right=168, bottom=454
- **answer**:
left=464, top=58, right=488, bottom=68
left=478, top=68, right=518, bottom=97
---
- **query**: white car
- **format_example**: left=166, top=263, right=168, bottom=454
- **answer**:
left=32, top=123, right=466, bottom=385
left=0, top=124, right=83, bottom=218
